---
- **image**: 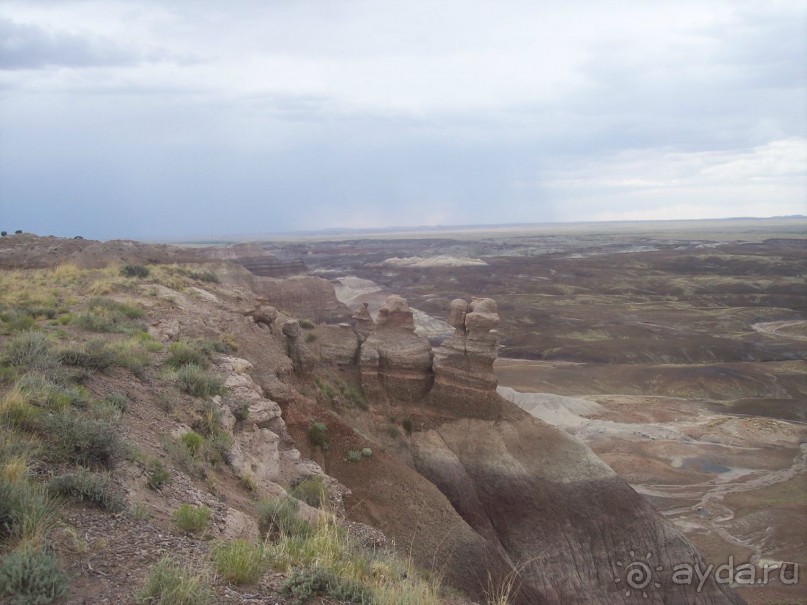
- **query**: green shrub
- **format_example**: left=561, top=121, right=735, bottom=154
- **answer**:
left=58, top=336, right=149, bottom=376
left=175, top=364, right=223, bottom=398
left=337, top=380, right=367, bottom=410
left=146, top=459, right=171, bottom=490
left=193, top=400, right=222, bottom=437
left=171, top=503, right=211, bottom=534
left=16, top=374, right=87, bottom=411
left=57, top=338, right=116, bottom=372
left=361, top=448, right=372, bottom=458
left=203, top=431, right=233, bottom=467
left=402, top=419, right=413, bottom=435
left=304, top=333, right=317, bottom=343
left=159, top=434, right=206, bottom=479
left=0, top=544, right=69, bottom=605
left=120, top=264, right=150, bottom=278
left=0, top=312, right=36, bottom=335
left=166, top=341, right=211, bottom=370
left=106, top=339, right=150, bottom=377
left=281, top=566, right=372, bottom=605
left=102, top=393, right=128, bottom=414
left=134, top=557, right=213, bottom=605
left=179, top=431, right=204, bottom=456
left=298, top=320, right=315, bottom=329
left=40, top=411, right=121, bottom=468
left=211, top=539, right=266, bottom=585
left=346, top=450, right=362, bottom=463
left=74, top=298, right=144, bottom=333
left=257, top=496, right=310, bottom=539
left=307, top=421, right=328, bottom=449
left=192, top=271, right=219, bottom=284
left=48, top=469, right=123, bottom=511
left=290, top=475, right=327, bottom=509
left=4, top=332, right=57, bottom=372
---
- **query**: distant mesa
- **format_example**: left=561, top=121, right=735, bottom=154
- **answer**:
left=383, top=255, right=488, bottom=267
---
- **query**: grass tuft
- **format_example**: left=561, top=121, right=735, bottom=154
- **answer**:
left=211, top=539, right=266, bottom=585
left=290, top=475, right=327, bottom=509
left=171, top=503, right=212, bottom=535
left=4, top=332, right=58, bottom=372
left=48, top=469, right=124, bottom=512
left=134, top=557, right=213, bottom=605
left=175, top=364, right=223, bottom=398
left=257, top=496, right=311, bottom=539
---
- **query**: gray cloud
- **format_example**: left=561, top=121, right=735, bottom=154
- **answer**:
left=0, top=0, right=804, bottom=239
left=0, top=18, right=141, bottom=69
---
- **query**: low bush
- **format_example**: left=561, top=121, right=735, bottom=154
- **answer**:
left=120, top=264, right=150, bottom=279
left=159, top=434, right=206, bottom=479
left=102, top=393, right=128, bottom=414
left=203, top=430, right=233, bottom=467
left=73, top=298, right=144, bottom=334
left=402, top=419, right=413, bottom=435
left=16, top=374, right=87, bottom=411
left=346, top=450, right=362, bottom=463
left=0, top=312, right=36, bottom=335
left=175, top=364, right=223, bottom=398
left=0, top=544, right=69, bottom=605
left=146, top=459, right=171, bottom=490
left=257, top=496, right=311, bottom=539
left=290, top=475, right=327, bottom=509
left=134, top=557, right=213, bottom=605
left=281, top=565, right=371, bottom=605
left=307, top=421, right=328, bottom=449
left=304, top=333, right=317, bottom=343
left=48, top=469, right=124, bottom=512
left=298, top=320, right=315, bottom=329
left=211, top=539, right=266, bottom=585
left=40, top=411, right=121, bottom=468
left=166, top=341, right=211, bottom=370
left=57, top=338, right=116, bottom=372
left=172, top=503, right=211, bottom=535
left=361, top=448, right=372, bottom=458
left=193, top=400, right=222, bottom=437
left=179, top=431, right=204, bottom=456
left=4, top=332, right=58, bottom=372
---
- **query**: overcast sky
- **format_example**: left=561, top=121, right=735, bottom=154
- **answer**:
left=0, top=0, right=805, bottom=240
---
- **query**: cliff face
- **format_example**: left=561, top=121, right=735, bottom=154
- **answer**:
left=292, top=294, right=743, bottom=605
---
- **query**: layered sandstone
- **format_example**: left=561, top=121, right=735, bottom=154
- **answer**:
left=295, top=293, right=743, bottom=605
left=359, top=296, right=434, bottom=404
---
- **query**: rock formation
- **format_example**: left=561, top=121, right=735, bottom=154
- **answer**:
left=428, top=297, right=503, bottom=416
left=351, top=302, right=375, bottom=339
left=359, top=296, right=434, bottom=404
left=297, top=293, right=743, bottom=605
